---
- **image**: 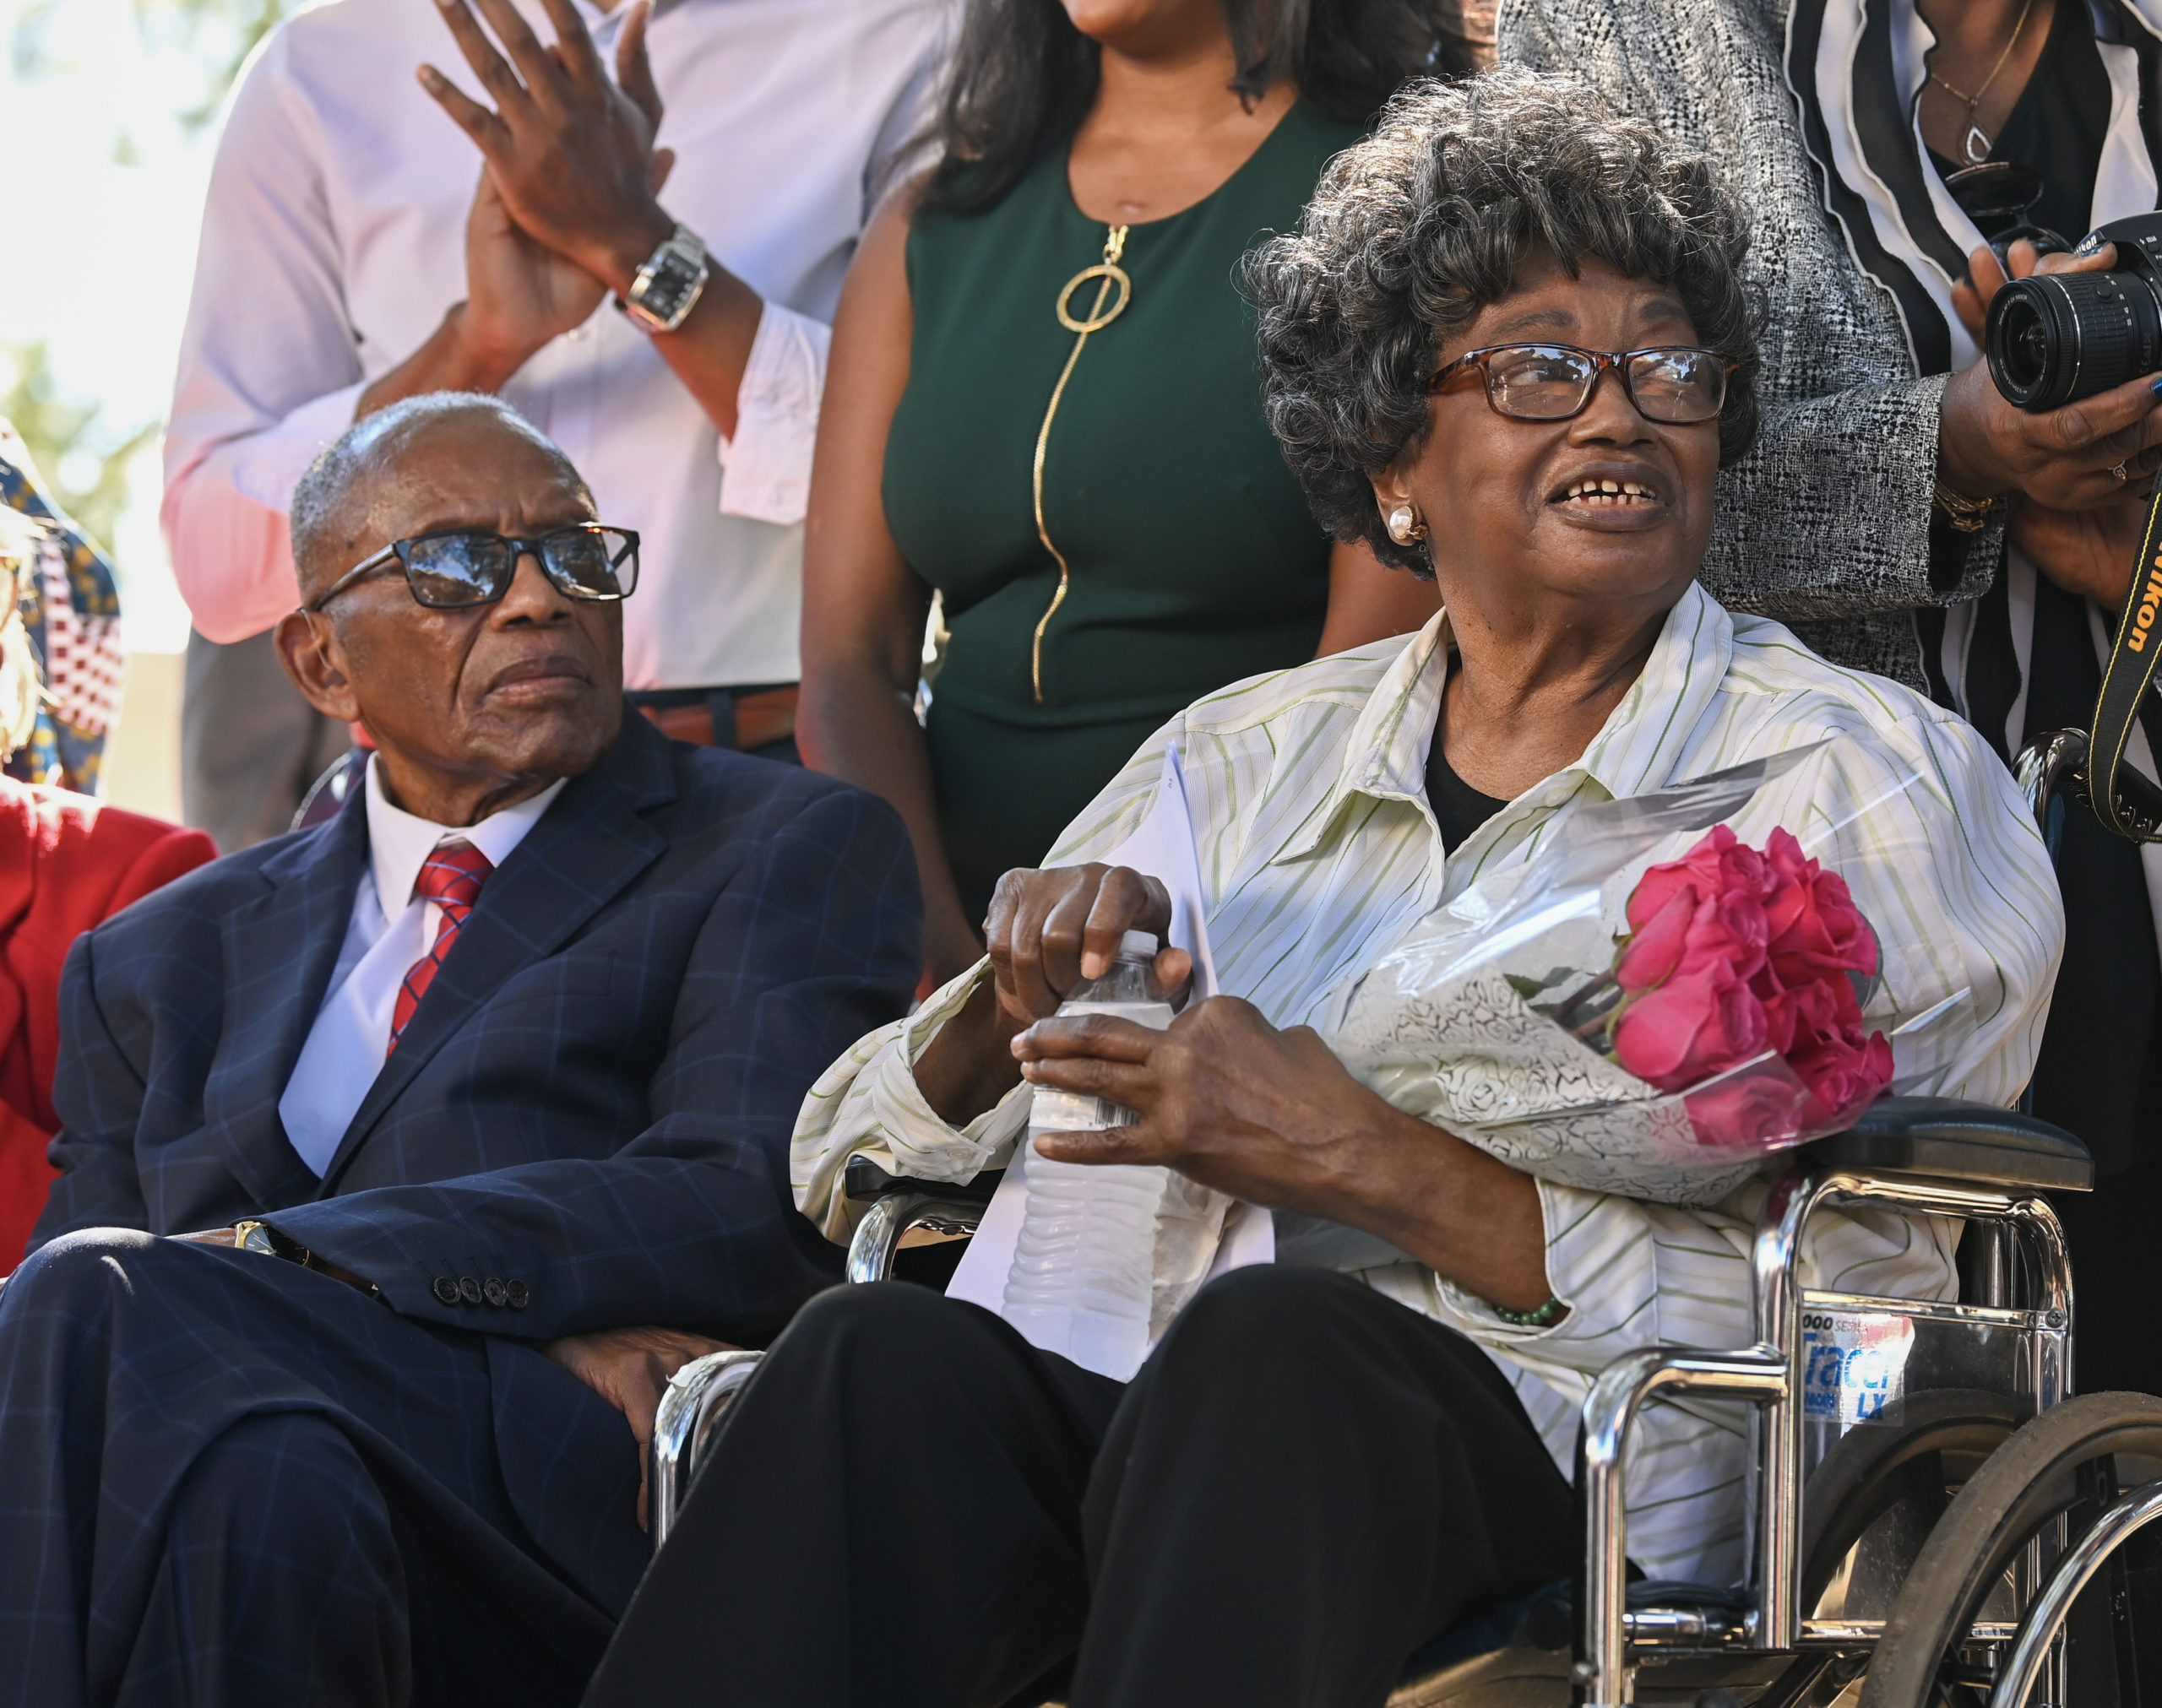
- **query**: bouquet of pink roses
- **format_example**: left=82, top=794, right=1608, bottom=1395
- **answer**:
left=1328, top=743, right=1940, bottom=1206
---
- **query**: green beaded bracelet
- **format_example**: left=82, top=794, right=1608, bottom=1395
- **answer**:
left=1492, top=1293, right=1564, bottom=1329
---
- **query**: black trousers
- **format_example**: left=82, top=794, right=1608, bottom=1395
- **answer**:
left=583, top=1266, right=1575, bottom=1708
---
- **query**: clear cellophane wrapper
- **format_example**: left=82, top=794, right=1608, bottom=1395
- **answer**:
left=1323, top=740, right=1961, bottom=1207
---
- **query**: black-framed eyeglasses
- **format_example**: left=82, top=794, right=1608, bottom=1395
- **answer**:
left=305, top=524, right=641, bottom=613
left=1426, top=344, right=1736, bottom=426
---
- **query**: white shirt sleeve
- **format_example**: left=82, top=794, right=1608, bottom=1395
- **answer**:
left=714, top=303, right=831, bottom=526
left=160, top=31, right=369, bottom=643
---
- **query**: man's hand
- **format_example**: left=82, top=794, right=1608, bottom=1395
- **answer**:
left=1941, top=241, right=2162, bottom=510
left=544, top=1326, right=735, bottom=1531
left=420, top=0, right=676, bottom=296
left=459, top=166, right=611, bottom=373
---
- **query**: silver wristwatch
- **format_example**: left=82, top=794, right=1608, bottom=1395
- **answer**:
left=620, top=223, right=710, bottom=334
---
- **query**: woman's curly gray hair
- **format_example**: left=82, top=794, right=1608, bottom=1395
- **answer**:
left=1246, top=68, right=1761, bottom=575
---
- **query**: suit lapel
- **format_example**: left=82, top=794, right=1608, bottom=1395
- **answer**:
left=313, top=718, right=677, bottom=1193
left=206, top=800, right=372, bottom=1210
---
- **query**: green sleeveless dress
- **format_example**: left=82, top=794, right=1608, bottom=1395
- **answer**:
left=885, top=103, right=1361, bottom=919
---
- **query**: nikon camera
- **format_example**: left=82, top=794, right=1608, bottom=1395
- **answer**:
left=1986, top=211, right=2162, bottom=412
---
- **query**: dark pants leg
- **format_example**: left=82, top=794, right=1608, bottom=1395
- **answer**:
left=0, top=1229, right=638, bottom=1708
left=582, top=1267, right=1573, bottom=1708
left=182, top=629, right=350, bottom=852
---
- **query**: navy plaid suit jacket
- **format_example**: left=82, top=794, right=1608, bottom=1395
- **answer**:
left=30, top=711, right=921, bottom=1338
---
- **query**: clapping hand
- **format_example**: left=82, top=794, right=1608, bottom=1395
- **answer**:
left=420, top=0, right=678, bottom=301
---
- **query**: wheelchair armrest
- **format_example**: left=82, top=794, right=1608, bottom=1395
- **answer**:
left=649, top=1347, right=765, bottom=1552
left=841, top=1157, right=1001, bottom=1285
left=1800, top=1096, right=2091, bottom=1194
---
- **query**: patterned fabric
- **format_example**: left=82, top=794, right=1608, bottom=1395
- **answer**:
left=1494, top=0, right=2002, bottom=692
left=792, top=586, right=2062, bottom=1582
left=0, top=420, right=123, bottom=794
left=388, top=841, right=493, bottom=1053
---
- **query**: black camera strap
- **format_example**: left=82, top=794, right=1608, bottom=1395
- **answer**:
left=2086, top=480, right=2162, bottom=841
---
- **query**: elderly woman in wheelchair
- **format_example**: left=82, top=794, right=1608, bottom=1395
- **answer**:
left=582, top=72, right=2137, bottom=1708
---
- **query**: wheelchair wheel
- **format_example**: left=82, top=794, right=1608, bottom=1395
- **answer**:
left=1855, top=1391, right=2162, bottom=1708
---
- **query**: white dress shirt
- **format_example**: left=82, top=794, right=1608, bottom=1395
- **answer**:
left=794, top=584, right=2064, bottom=1584
left=279, top=757, right=565, bottom=1175
left=162, top=0, right=949, bottom=687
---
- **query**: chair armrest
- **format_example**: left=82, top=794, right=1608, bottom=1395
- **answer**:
left=649, top=1347, right=765, bottom=1552
left=1801, top=1096, right=2091, bottom=1193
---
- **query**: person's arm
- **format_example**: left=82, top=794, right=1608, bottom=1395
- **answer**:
left=195, top=785, right=919, bottom=1341
left=417, top=0, right=769, bottom=442
left=796, top=190, right=988, bottom=990
left=33, top=932, right=154, bottom=1238
left=1313, top=539, right=1442, bottom=656
left=160, top=31, right=375, bottom=643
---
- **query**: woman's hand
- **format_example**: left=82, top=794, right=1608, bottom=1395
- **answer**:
left=1939, top=241, right=2162, bottom=511
left=2010, top=491, right=2148, bottom=608
left=1014, top=996, right=1555, bottom=1315
left=912, top=862, right=1191, bottom=1126
left=983, top=863, right=1191, bottom=1032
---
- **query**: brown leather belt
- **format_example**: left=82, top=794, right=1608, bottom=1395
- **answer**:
left=631, top=685, right=797, bottom=753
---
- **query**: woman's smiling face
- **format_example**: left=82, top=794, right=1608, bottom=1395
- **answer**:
left=1377, top=247, right=1723, bottom=628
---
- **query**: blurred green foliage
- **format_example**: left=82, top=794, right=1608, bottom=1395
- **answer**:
left=2, top=343, right=157, bottom=554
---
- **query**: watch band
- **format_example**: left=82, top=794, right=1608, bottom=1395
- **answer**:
left=620, top=223, right=710, bottom=335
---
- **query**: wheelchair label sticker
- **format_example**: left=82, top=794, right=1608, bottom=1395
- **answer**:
left=1801, top=1309, right=1916, bottom=1424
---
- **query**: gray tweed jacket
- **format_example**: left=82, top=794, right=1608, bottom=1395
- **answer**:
left=1497, top=0, right=2001, bottom=689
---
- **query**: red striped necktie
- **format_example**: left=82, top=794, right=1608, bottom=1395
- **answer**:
left=388, top=841, right=494, bottom=1055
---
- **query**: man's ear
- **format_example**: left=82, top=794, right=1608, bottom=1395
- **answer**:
left=274, top=609, right=362, bottom=724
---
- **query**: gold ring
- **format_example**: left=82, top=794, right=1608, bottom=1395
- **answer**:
left=1055, top=263, right=1133, bottom=333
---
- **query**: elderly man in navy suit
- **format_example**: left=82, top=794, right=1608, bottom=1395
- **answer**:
left=0, top=393, right=919, bottom=1707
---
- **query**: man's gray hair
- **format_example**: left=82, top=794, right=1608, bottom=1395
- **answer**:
left=289, top=393, right=589, bottom=593
left=1244, top=68, right=1762, bottom=576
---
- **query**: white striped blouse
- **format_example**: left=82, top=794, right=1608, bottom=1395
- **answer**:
left=792, top=583, right=2064, bottom=1584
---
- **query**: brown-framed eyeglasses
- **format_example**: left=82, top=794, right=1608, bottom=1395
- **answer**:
left=1425, top=343, right=1736, bottom=426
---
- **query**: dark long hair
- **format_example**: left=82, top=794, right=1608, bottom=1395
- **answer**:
left=919, top=0, right=1469, bottom=218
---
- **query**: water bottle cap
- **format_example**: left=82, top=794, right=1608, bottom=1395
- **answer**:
left=1118, top=930, right=1160, bottom=960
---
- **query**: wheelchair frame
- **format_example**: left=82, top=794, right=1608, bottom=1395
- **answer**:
left=648, top=732, right=2161, bottom=1708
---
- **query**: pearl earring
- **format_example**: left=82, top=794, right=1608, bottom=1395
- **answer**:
left=1386, top=504, right=1425, bottom=545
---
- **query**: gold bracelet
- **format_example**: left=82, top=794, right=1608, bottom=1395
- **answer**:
left=1933, top=480, right=1999, bottom=534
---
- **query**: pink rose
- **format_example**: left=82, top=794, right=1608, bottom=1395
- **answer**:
left=1761, top=828, right=1879, bottom=987
left=1684, top=1069, right=1812, bottom=1152
left=1790, top=1018, right=1894, bottom=1129
left=1612, top=958, right=1768, bottom=1092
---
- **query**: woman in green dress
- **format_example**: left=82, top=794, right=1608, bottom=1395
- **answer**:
left=799, top=0, right=1462, bottom=987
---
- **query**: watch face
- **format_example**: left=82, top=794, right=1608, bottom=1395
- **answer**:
left=637, top=250, right=703, bottom=326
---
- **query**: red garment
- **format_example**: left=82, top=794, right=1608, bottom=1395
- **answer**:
left=0, top=780, right=215, bottom=1266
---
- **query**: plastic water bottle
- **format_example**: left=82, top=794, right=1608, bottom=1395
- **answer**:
left=1003, top=930, right=1177, bottom=1379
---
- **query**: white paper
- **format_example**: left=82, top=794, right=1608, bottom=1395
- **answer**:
left=946, top=746, right=1274, bottom=1363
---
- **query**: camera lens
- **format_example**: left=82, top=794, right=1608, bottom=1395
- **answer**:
left=1987, top=268, right=2162, bottom=411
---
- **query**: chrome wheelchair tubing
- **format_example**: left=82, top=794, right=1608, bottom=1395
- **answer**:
left=1745, top=1169, right=2071, bottom=1656
left=1578, top=1347, right=1787, bottom=1708
left=1989, top=1476, right=2162, bottom=1708
left=649, top=1347, right=766, bottom=1551
left=844, top=1189, right=986, bottom=1286
left=2014, top=729, right=2089, bottom=840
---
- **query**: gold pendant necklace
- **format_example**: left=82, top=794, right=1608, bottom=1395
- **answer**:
left=1029, top=223, right=1132, bottom=705
left=1926, top=0, right=2037, bottom=164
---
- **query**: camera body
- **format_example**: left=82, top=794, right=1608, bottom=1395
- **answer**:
left=1985, top=212, right=2162, bottom=412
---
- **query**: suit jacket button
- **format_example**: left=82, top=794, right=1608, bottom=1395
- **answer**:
left=483, top=1277, right=508, bottom=1308
left=506, top=1279, right=530, bottom=1309
left=458, top=1276, right=484, bottom=1304
left=432, top=1277, right=461, bottom=1306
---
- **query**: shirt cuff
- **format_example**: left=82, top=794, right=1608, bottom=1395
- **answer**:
left=716, top=303, right=829, bottom=526
left=228, top=381, right=368, bottom=514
